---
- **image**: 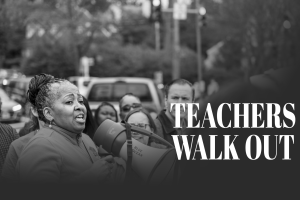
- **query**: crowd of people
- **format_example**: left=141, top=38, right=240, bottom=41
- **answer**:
left=1, top=67, right=298, bottom=186
left=0, top=73, right=195, bottom=184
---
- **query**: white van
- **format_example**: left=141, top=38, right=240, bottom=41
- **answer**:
left=85, top=77, right=163, bottom=118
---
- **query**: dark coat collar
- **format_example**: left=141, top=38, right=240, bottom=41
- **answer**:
left=157, top=110, right=177, bottom=135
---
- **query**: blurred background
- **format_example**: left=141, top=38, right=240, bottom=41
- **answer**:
left=0, top=0, right=299, bottom=131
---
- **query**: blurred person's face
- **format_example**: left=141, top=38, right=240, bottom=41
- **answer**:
left=120, top=96, right=141, bottom=120
left=97, top=105, right=117, bottom=125
left=165, top=83, right=193, bottom=120
left=47, top=82, right=87, bottom=134
left=127, top=112, right=151, bottom=145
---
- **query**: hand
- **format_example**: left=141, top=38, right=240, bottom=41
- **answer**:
left=90, top=155, right=115, bottom=183
left=101, top=155, right=114, bottom=163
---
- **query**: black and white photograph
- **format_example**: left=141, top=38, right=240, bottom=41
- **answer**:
left=0, top=0, right=299, bottom=196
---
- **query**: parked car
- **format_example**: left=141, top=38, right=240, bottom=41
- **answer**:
left=0, top=88, right=23, bottom=123
left=85, top=77, right=163, bottom=120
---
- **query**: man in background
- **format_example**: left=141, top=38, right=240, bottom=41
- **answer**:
left=153, top=79, right=195, bottom=146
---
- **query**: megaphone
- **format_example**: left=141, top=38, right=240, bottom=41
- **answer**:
left=93, top=119, right=179, bottom=184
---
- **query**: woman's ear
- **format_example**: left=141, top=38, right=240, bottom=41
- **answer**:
left=43, top=107, right=53, bottom=122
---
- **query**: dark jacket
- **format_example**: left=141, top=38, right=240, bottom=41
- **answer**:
left=0, top=123, right=19, bottom=175
left=154, top=110, right=187, bottom=146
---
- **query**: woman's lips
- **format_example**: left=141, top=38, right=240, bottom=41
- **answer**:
left=75, top=118, right=85, bottom=123
left=75, top=114, right=85, bottom=123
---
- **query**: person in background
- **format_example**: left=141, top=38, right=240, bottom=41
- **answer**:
left=1, top=74, right=52, bottom=182
left=123, top=108, right=158, bottom=183
left=15, top=74, right=125, bottom=183
left=124, top=108, right=157, bottom=145
left=0, top=97, right=19, bottom=178
left=94, top=102, right=118, bottom=126
left=142, top=105, right=158, bottom=120
left=2, top=108, right=43, bottom=182
left=153, top=79, right=194, bottom=146
left=119, top=93, right=142, bottom=121
left=94, top=102, right=118, bottom=156
left=82, top=96, right=97, bottom=139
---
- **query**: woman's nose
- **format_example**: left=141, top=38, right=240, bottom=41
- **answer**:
left=75, top=101, right=85, bottom=111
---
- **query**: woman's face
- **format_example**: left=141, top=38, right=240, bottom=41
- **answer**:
left=50, top=82, right=87, bottom=134
left=97, top=105, right=117, bottom=125
left=127, top=112, right=151, bottom=145
left=120, top=95, right=141, bottom=120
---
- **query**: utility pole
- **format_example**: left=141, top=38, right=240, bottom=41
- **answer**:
left=172, top=13, right=180, bottom=79
left=150, top=0, right=163, bottom=51
left=172, top=0, right=187, bottom=80
left=67, top=0, right=80, bottom=76
left=196, top=0, right=202, bottom=83
left=155, top=21, right=160, bottom=51
left=159, top=0, right=205, bottom=81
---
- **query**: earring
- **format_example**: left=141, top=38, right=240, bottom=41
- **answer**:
left=49, top=120, right=52, bottom=129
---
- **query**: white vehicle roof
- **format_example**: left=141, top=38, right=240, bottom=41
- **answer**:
left=85, top=77, right=162, bottom=113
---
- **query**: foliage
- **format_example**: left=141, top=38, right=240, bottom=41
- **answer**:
left=21, top=35, right=76, bottom=78
left=2, top=0, right=300, bottom=84
left=0, top=0, right=31, bottom=69
left=89, top=40, right=197, bottom=84
left=212, top=0, right=300, bottom=79
left=118, top=10, right=155, bottom=48
left=1, top=0, right=112, bottom=76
